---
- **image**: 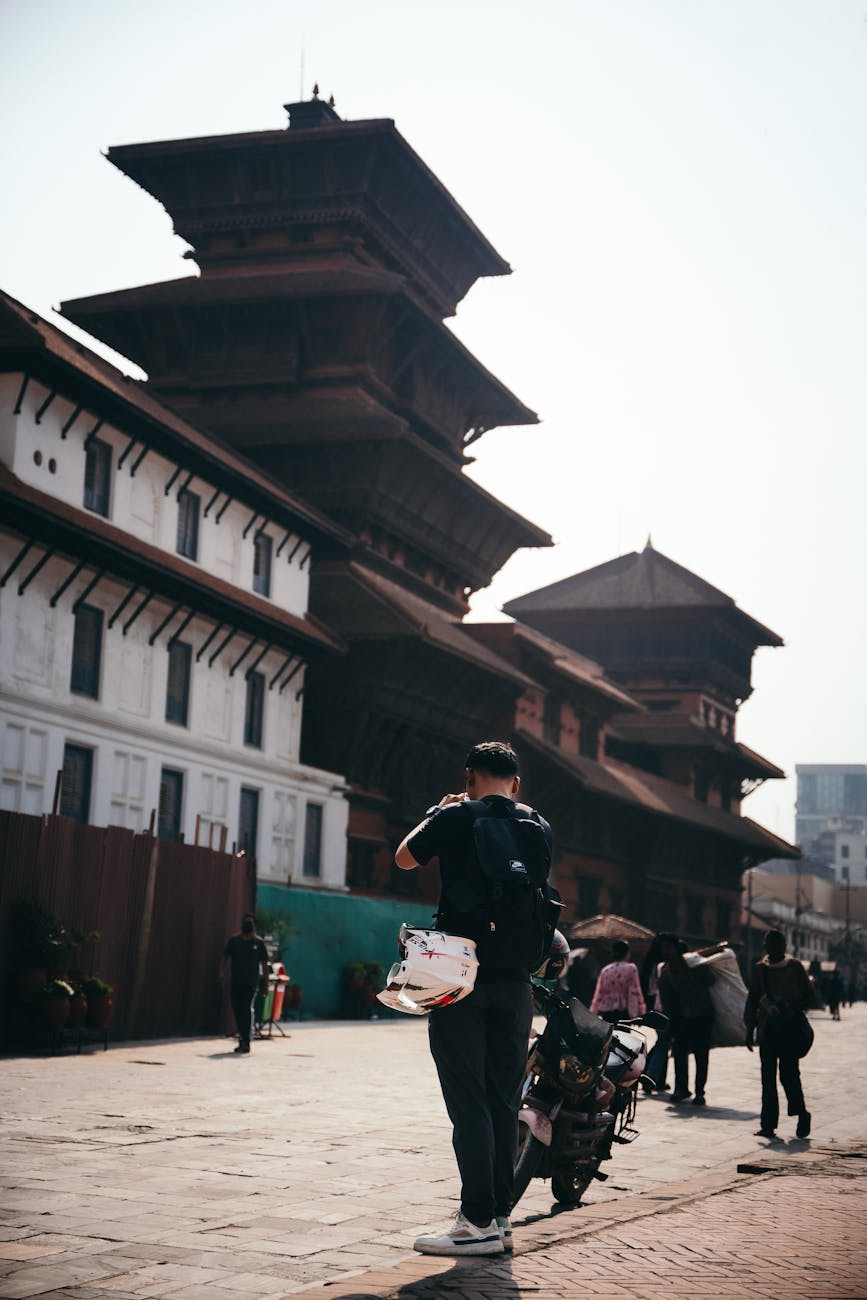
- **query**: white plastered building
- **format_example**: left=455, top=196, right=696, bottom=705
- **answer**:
left=0, top=290, right=350, bottom=889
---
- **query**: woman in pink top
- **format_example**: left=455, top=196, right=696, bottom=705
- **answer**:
left=589, top=940, right=647, bottom=1024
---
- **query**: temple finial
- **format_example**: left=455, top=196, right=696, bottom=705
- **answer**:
left=312, top=83, right=320, bottom=100
left=644, top=532, right=654, bottom=551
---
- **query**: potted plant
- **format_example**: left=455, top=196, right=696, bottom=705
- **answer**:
left=342, top=961, right=384, bottom=1017
left=83, top=976, right=114, bottom=1029
left=286, top=984, right=303, bottom=1011
left=8, top=899, right=66, bottom=1002
left=68, top=982, right=88, bottom=1028
left=40, top=978, right=74, bottom=1032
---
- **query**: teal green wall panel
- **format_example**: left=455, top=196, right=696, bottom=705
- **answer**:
left=257, top=884, right=435, bottom=1018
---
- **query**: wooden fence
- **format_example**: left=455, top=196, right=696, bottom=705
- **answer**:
left=0, top=810, right=254, bottom=1041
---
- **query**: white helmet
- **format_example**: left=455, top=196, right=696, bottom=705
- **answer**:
left=376, top=926, right=479, bottom=1015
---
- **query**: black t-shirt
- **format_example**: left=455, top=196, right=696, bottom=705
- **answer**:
left=224, top=934, right=269, bottom=989
left=407, top=795, right=553, bottom=979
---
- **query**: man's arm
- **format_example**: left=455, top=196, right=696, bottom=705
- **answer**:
left=395, top=793, right=465, bottom=870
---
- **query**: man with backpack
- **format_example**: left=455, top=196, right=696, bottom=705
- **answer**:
left=395, top=740, right=556, bottom=1257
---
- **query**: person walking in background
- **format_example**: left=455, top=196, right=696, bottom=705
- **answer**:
left=824, top=969, right=843, bottom=1021
left=745, top=929, right=813, bottom=1139
left=221, top=914, right=270, bottom=1054
left=657, top=933, right=715, bottom=1106
left=641, top=936, right=671, bottom=1092
left=589, top=940, right=646, bottom=1024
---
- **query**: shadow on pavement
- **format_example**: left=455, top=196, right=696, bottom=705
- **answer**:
left=394, top=1258, right=522, bottom=1298
left=662, top=1104, right=757, bottom=1121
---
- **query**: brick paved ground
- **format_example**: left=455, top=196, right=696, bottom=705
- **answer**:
left=286, top=1146, right=867, bottom=1300
left=1, top=1004, right=865, bottom=1298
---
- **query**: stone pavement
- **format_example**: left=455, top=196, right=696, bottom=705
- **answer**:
left=1, top=1004, right=865, bottom=1298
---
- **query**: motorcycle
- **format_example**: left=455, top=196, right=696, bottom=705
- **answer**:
left=512, top=980, right=668, bottom=1208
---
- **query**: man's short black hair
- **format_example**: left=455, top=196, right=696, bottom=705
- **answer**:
left=612, top=939, right=629, bottom=961
left=465, top=741, right=519, bottom=778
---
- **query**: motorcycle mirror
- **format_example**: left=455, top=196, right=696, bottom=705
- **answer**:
left=641, top=1010, right=669, bottom=1031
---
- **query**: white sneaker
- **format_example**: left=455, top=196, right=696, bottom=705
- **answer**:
left=495, top=1215, right=513, bottom=1252
left=413, top=1212, right=504, bottom=1256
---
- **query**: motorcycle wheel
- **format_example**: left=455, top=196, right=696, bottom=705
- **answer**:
left=551, top=1165, right=596, bottom=1206
left=511, top=1122, right=545, bottom=1209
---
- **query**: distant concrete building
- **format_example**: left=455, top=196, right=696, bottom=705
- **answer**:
left=796, top=764, right=867, bottom=850
left=813, top=829, right=867, bottom=886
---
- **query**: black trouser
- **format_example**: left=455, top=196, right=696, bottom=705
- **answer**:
left=230, top=984, right=257, bottom=1046
left=759, top=1042, right=806, bottom=1131
left=429, top=978, right=533, bottom=1226
left=672, top=1014, right=713, bottom=1096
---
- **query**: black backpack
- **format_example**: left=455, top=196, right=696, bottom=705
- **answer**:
left=441, top=799, right=562, bottom=972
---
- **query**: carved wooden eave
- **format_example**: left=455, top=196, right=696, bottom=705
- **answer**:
left=259, top=433, right=551, bottom=607
left=465, top=622, right=642, bottom=714
left=0, top=464, right=345, bottom=664
left=61, top=272, right=538, bottom=461
left=301, top=561, right=535, bottom=785
left=0, top=289, right=350, bottom=551
left=517, top=729, right=799, bottom=862
left=104, top=114, right=511, bottom=319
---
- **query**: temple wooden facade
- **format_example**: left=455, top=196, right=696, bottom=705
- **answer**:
left=61, top=95, right=797, bottom=944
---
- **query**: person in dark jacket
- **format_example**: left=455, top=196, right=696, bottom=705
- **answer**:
left=744, top=929, right=813, bottom=1139
left=221, top=914, right=269, bottom=1053
left=394, top=740, right=553, bottom=1258
left=657, top=933, right=715, bottom=1106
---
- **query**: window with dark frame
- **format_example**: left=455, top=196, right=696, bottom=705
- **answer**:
left=176, top=489, right=200, bottom=561
left=70, top=604, right=103, bottom=699
left=158, top=767, right=184, bottom=841
left=238, top=787, right=260, bottom=865
left=579, top=715, right=599, bottom=760
left=303, top=802, right=323, bottom=877
left=252, top=533, right=272, bottom=597
left=165, top=641, right=192, bottom=726
left=543, top=694, right=561, bottom=746
left=60, top=744, right=93, bottom=823
left=244, top=671, right=265, bottom=747
left=83, top=438, right=111, bottom=516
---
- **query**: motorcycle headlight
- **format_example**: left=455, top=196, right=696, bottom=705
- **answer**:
left=559, top=1053, right=596, bottom=1090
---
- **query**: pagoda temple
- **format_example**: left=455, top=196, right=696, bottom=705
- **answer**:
left=62, top=94, right=552, bottom=893
left=498, top=541, right=796, bottom=935
left=58, top=95, right=798, bottom=942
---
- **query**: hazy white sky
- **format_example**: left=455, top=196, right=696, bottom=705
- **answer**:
left=2, top=0, right=865, bottom=841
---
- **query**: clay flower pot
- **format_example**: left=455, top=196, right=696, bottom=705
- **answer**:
left=68, top=991, right=88, bottom=1028
left=85, top=994, right=113, bottom=1029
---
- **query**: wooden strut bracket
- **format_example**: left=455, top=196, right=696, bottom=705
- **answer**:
left=196, top=620, right=224, bottom=662
left=278, top=658, right=305, bottom=694
left=49, top=560, right=86, bottom=607
left=18, top=547, right=54, bottom=595
left=0, top=539, right=35, bottom=587
left=107, top=583, right=140, bottom=628
left=83, top=418, right=104, bottom=449
left=72, top=568, right=106, bottom=614
left=13, top=375, right=30, bottom=415
left=229, top=636, right=258, bottom=677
